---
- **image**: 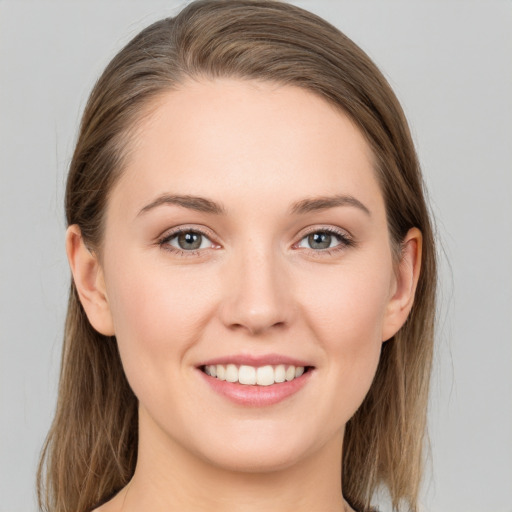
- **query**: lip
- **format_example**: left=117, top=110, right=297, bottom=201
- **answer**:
left=196, top=354, right=315, bottom=407
left=198, top=353, right=312, bottom=368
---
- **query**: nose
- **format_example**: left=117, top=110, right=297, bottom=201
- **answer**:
left=219, top=245, right=294, bottom=336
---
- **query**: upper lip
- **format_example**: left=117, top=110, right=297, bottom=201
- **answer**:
left=197, top=353, right=313, bottom=368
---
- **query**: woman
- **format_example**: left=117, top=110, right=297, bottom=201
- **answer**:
left=38, top=1, right=436, bottom=511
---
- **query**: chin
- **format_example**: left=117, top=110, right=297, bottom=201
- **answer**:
left=200, top=441, right=311, bottom=474
left=185, top=417, right=335, bottom=474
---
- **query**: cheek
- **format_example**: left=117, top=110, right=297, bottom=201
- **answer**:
left=103, top=252, right=217, bottom=379
left=299, top=259, right=392, bottom=345
left=297, top=255, right=392, bottom=407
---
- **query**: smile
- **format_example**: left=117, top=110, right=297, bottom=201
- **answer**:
left=198, top=359, right=314, bottom=406
left=202, top=364, right=307, bottom=386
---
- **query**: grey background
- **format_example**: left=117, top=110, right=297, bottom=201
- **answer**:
left=1, top=1, right=511, bottom=511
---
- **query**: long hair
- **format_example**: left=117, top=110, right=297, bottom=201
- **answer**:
left=38, top=2, right=436, bottom=511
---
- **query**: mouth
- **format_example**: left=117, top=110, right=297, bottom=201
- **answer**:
left=197, top=355, right=315, bottom=406
left=200, top=363, right=313, bottom=386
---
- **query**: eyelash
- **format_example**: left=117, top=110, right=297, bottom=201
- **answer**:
left=157, top=226, right=355, bottom=258
left=294, top=226, right=355, bottom=257
left=157, top=226, right=217, bottom=257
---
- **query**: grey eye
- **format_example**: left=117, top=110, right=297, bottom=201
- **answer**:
left=298, top=231, right=341, bottom=250
left=168, top=231, right=212, bottom=250
left=308, top=232, right=332, bottom=249
left=178, top=232, right=201, bottom=250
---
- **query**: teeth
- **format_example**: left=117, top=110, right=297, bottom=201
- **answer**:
left=239, top=365, right=256, bottom=385
left=256, top=365, right=274, bottom=386
left=274, top=364, right=286, bottom=383
left=285, top=366, right=295, bottom=381
left=225, top=364, right=238, bottom=383
left=203, top=364, right=307, bottom=386
left=216, top=365, right=226, bottom=381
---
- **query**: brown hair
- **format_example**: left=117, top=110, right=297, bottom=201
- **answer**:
left=38, top=1, right=436, bottom=511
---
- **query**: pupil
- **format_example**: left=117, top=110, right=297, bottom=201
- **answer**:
left=178, top=232, right=202, bottom=250
left=309, top=232, right=331, bottom=250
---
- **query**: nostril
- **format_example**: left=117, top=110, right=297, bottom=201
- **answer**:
left=227, top=321, right=286, bottom=336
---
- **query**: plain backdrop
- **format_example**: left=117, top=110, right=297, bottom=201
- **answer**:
left=1, top=1, right=511, bottom=511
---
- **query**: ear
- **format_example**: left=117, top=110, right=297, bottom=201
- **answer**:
left=381, top=227, right=422, bottom=342
left=66, top=225, right=115, bottom=336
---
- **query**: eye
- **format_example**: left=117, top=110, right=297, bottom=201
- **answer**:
left=160, top=229, right=215, bottom=252
left=296, top=229, right=353, bottom=251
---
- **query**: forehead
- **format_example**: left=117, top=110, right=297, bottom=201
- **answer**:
left=110, top=79, right=384, bottom=217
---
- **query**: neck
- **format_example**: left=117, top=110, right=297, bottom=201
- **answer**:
left=114, top=409, right=349, bottom=512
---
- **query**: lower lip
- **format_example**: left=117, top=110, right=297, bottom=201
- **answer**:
left=198, top=369, right=313, bottom=407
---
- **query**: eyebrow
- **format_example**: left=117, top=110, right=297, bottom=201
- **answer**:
left=137, top=192, right=370, bottom=218
left=138, top=194, right=226, bottom=216
left=290, top=194, right=371, bottom=216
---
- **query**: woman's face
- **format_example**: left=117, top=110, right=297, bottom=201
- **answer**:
left=96, top=79, right=403, bottom=472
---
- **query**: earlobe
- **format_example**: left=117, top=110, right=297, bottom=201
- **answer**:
left=381, top=227, right=422, bottom=342
left=66, top=225, right=115, bottom=336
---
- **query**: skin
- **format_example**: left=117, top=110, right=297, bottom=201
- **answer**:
left=67, top=79, right=422, bottom=512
